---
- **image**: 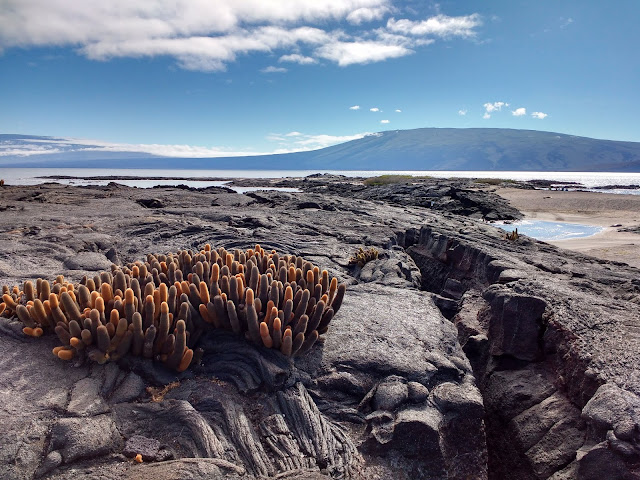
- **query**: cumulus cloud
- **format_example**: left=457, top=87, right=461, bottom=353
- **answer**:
left=261, top=65, right=287, bottom=73
left=278, top=53, right=317, bottom=64
left=483, top=112, right=491, bottom=120
left=0, top=1, right=482, bottom=71
left=79, top=25, right=334, bottom=72
left=458, top=109, right=467, bottom=116
left=0, top=1, right=383, bottom=46
left=347, top=6, right=390, bottom=25
left=380, top=119, right=390, bottom=124
left=387, top=14, right=481, bottom=38
left=349, top=105, right=361, bottom=110
left=315, top=40, right=411, bottom=66
left=484, top=101, right=508, bottom=113
left=531, top=111, right=548, bottom=119
left=395, top=109, right=402, bottom=113
left=512, top=107, right=526, bottom=116
left=370, top=107, right=380, bottom=112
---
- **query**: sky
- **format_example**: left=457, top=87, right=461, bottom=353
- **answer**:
left=1, top=0, right=639, bottom=157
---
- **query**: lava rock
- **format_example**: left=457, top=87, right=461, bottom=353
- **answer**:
left=137, top=198, right=164, bottom=208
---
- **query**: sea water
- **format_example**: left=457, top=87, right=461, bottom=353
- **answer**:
left=1, top=167, right=640, bottom=193
left=494, top=220, right=605, bottom=241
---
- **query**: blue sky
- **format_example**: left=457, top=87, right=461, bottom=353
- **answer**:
left=1, top=0, right=639, bottom=157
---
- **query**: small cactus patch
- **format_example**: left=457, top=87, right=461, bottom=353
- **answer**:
left=0, top=244, right=346, bottom=372
left=348, top=247, right=379, bottom=268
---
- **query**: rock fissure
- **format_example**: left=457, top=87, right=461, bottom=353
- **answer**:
left=399, top=224, right=640, bottom=480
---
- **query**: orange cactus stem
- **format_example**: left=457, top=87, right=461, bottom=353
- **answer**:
left=177, top=348, right=193, bottom=372
left=57, top=349, right=74, bottom=360
left=199, top=281, right=210, bottom=304
left=260, top=322, right=273, bottom=348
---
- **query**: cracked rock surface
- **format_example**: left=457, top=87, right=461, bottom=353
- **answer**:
left=0, top=179, right=639, bottom=479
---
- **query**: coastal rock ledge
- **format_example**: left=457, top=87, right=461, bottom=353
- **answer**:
left=0, top=180, right=639, bottom=480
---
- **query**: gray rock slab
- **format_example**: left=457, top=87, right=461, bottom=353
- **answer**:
left=62, top=252, right=112, bottom=271
left=430, top=381, right=484, bottom=418
left=582, top=383, right=640, bottom=435
left=373, top=376, right=409, bottom=411
left=407, top=381, right=429, bottom=403
left=319, top=283, right=468, bottom=385
left=510, top=392, right=580, bottom=452
left=122, top=435, right=161, bottom=461
left=50, top=414, right=121, bottom=464
left=67, top=377, right=109, bottom=417
left=483, top=286, right=547, bottom=361
left=109, top=372, right=145, bottom=404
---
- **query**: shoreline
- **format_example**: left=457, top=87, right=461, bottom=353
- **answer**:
left=2, top=173, right=639, bottom=267
left=496, top=187, right=640, bottom=268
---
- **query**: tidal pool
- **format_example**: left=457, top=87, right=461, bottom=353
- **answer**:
left=494, top=220, right=604, bottom=241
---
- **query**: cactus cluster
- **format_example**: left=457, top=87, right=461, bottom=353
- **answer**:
left=0, top=244, right=346, bottom=372
left=504, top=228, right=519, bottom=241
left=348, top=247, right=379, bottom=268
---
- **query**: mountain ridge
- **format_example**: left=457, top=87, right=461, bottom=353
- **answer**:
left=2, top=128, right=640, bottom=171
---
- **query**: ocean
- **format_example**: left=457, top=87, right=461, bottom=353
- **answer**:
left=1, top=167, right=640, bottom=194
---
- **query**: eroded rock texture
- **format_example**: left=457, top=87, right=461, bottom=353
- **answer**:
left=0, top=182, right=487, bottom=480
left=1, top=178, right=640, bottom=479
left=402, top=221, right=640, bottom=479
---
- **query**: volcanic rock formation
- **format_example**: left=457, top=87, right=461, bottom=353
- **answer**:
left=0, top=178, right=638, bottom=479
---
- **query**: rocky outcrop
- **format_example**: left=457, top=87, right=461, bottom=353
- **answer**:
left=1, top=180, right=639, bottom=479
left=399, top=220, right=640, bottom=479
left=298, top=178, right=523, bottom=220
left=0, top=182, right=487, bottom=480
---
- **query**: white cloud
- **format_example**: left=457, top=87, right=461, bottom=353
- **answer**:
left=0, top=145, right=63, bottom=157
left=380, top=119, right=390, bottom=124
left=267, top=131, right=372, bottom=152
left=387, top=14, right=481, bottom=38
left=458, top=109, right=467, bottom=116
left=373, top=30, right=434, bottom=48
left=395, top=109, right=402, bottom=113
left=531, top=111, right=548, bottom=119
left=560, top=17, right=574, bottom=29
left=0, top=0, right=387, bottom=70
left=261, top=65, right=287, bottom=73
left=1, top=130, right=379, bottom=160
left=346, top=6, right=390, bottom=25
left=80, top=25, right=334, bottom=72
left=278, top=53, right=317, bottom=64
left=0, top=1, right=482, bottom=71
left=370, top=107, right=380, bottom=112
left=483, top=112, right=491, bottom=119
left=512, top=107, right=526, bottom=116
left=0, top=136, right=267, bottom=158
left=0, top=1, right=388, bottom=46
left=349, top=105, right=361, bottom=110
left=315, top=40, right=412, bottom=66
left=484, top=101, right=508, bottom=113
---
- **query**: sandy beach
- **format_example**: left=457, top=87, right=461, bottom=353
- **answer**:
left=496, top=187, right=640, bottom=268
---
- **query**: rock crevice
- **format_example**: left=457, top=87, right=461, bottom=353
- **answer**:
left=400, top=223, right=640, bottom=479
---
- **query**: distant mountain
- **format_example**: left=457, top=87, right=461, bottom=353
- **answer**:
left=2, top=129, right=640, bottom=171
